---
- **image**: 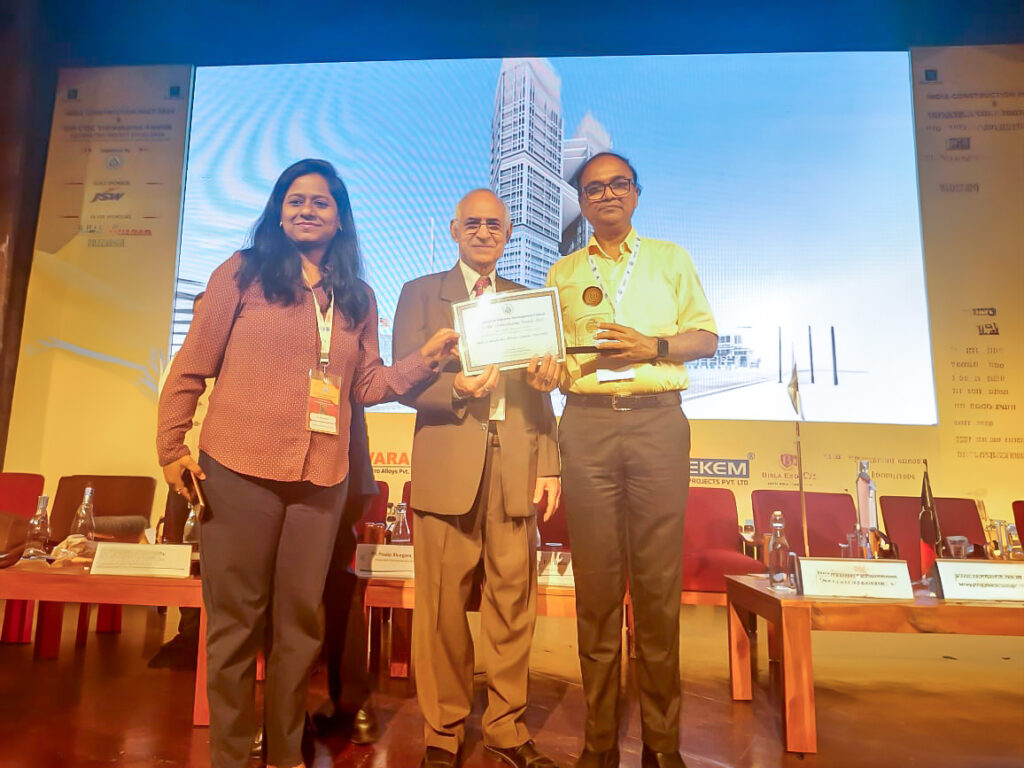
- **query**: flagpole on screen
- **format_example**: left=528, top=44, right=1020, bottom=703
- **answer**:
left=787, top=349, right=810, bottom=556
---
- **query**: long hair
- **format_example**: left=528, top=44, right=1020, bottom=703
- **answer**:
left=236, top=158, right=369, bottom=325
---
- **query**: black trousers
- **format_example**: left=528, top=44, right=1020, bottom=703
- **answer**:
left=558, top=404, right=690, bottom=753
left=198, top=453, right=346, bottom=768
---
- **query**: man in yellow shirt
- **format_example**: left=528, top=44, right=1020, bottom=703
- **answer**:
left=546, top=153, right=717, bottom=768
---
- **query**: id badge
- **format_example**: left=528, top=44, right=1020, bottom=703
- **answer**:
left=307, top=369, right=342, bottom=434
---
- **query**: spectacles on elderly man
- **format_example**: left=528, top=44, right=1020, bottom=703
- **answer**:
left=581, top=177, right=639, bottom=201
left=462, top=218, right=505, bottom=236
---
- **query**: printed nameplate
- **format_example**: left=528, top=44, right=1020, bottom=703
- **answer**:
left=90, top=542, right=192, bottom=579
left=537, top=549, right=574, bottom=587
left=934, top=559, right=1024, bottom=602
left=355, top=543, right=415, bottom=579
left=797, top=557, right=914, bottom=600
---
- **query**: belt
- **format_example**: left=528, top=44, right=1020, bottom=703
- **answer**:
left=565, top=391, right=681, bottom=411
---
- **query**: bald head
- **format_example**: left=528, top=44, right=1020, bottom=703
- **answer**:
left=454, top=188, right=510, bottom=226
left=450, top=188, right=513, bottom=276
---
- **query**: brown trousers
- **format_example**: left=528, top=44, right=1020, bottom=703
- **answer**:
left=412, top=442, right=538, bottom=752
left=558, top=404, right=690, bottom=753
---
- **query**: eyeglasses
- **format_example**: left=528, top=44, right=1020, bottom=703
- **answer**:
left=581, top=177, right=639, bottom=201
left=462, top=218, right=505, bottom=236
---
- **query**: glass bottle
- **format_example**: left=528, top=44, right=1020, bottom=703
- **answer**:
left=23, top=495, right=51, bottom=560
left=391, top=502, right=412, bottom=545
left=767, top=510, right=793, bottom=591
left=68, top=485, right=96, bottom=541
left=384, top=502, right=396, bottom=544
left=182, top=503, right=200, bottom=549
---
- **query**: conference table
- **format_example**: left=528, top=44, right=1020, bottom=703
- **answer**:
left=724, top=573, right=1024, bottom=753
left=0, top=563, right=208, bottom=726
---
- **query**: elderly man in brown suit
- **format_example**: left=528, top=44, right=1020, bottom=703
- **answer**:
left=393, top=188, right=562, bottom=768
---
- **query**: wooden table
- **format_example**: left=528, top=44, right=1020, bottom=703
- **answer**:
left=0, top=564, right=208, bottom=726
left=725, top=574, right=1024, bottom=753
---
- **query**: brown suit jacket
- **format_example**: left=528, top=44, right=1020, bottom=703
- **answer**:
left=393, top=263, right=559, bottom=517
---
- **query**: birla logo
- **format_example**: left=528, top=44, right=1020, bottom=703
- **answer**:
left=371, top=451, right=410, bottom=467
left=779, top=453, right=798, bottom=469
left=689, top=458, right=750, bottom=478
left=90, top=189, right=125, bottom=203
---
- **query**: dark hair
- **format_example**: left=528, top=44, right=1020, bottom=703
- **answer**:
left=571, top=151, right=641, bottom=197
left=236, top=158, right=369, bottom=325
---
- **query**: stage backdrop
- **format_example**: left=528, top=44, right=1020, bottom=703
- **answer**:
left=4, top=47, right=1022, bottom=527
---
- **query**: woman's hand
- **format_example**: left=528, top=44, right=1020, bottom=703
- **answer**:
left=420, top=328, right=460, bottom=369
left=162, top=454, right=205, bottom=504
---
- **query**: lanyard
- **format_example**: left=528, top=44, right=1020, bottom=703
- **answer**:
left=587, top=237, right=640, bottom=319
left=307, top=281, right=335, bottom=371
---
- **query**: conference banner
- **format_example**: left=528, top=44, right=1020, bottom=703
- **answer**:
left=6, top=66, right=192, bottom=520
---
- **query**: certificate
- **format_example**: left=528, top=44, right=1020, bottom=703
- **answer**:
left=452, top=287, right=566, bottom=375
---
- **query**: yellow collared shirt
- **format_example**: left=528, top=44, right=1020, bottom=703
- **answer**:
left=546, top=228, right=717, bottom=395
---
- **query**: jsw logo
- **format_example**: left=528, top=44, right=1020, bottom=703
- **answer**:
left=689, top=458, right=750, bottom=478
left=90, top=189, right=125, bottom=203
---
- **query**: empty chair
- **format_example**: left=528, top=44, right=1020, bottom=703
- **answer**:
left=356, top=481, right=389, bottom=540
left=683, top=487, right=765, bottom=593
left=47, top=475, right=157, bottom=638
left=879, top=495, right=926, bottom=581
left=934, top=497, right=986, bottom=548
left=0, top=472, right=45, bottom=643
left=750, top=490, right=857, bottom=558
left=537, top=495, right=569, bottom=550
left=1014, top=501, right=1024, bottom=539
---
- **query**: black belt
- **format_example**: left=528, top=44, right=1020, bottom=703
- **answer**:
left=565, top=391, right=681, bottom=411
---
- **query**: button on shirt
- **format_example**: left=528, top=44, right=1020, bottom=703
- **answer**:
left=457, top=259, right=506, bottom=421
left=546, top=228, right=717, bottom=395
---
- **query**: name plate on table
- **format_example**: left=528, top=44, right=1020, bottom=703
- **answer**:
left=452, top=287, right=566, bottom=376
left=537, top=550, right=574, bottom=587
left=796, top=557, right=914, bottom=600
left=933, top=559, right=1024, bottom=601
left=355, top=543, right=415, bottom=579
left=90, top=542, right=192, bottom=579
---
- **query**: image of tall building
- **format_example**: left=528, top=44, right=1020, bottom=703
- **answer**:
left=490, top=59, right=613, bottom=288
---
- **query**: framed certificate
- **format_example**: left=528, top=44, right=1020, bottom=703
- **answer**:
left=452, top=287, right=566, bottom=375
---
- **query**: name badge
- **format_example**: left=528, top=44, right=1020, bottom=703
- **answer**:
left=307, top=369, right=342, bottom=435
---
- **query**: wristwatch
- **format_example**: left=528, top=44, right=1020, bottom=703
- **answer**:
left=655, top=338, right=669, bottom=360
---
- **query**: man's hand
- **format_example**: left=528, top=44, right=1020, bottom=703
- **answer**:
left=162, top=454, right=205, bottom=504
left=420, top=328, right=460, bottom=368
left=533, top=476, right=561, bottom=522
left=454, top=364, right=500, bottom=400
left=525, top=354, right=562, bottom=392
left=594, top=322, right=658, bottom=364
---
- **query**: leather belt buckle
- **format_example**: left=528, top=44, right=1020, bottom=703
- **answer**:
left=611, top=394, right=632, bottom=412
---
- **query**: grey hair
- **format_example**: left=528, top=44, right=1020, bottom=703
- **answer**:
left=453, top=188, right=510, bottom=227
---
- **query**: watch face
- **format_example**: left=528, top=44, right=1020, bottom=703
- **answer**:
left=657, top=338, right=669, bottom=358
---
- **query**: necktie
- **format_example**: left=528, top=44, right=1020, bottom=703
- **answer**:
left=472, top=275, right=491, bottom=297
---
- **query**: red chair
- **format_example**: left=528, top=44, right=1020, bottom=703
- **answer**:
left=683, top=487, right=766, bottom=593
left=879, top=496, right=925, bottom=581
left=934, top=497, right=986, bottom=548
left=39, top=475, right=156, bottom=655
left=750, top=490, right=857, bottom=558
left=537, top=495, right=569, bottom=549
left=1013, top=501, right=1024, bottom=539
left=356, top=481, right=389, bottom=539
left=0, top=472, right=45, bottom=643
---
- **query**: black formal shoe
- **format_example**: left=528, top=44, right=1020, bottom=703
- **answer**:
left=574, top=748, right=619, bottom=768
left=640, top=745, right=686, bottom=768
left=420, top=746, right=460, bottom=768
left=349, top=704, right=380, bottom=745
left=486, top=740, right=558, bottom=768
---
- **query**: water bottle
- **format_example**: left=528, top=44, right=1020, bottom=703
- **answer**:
left=23, top=495, right=51, bottom=559
left=68, top=485, right=96, bottom=541
left=391, top=502, right=412, bottom=545
left=767, top=510, right=793, bottom=590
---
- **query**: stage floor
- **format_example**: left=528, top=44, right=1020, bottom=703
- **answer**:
left=0, top=603, right=1021, bottom=767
